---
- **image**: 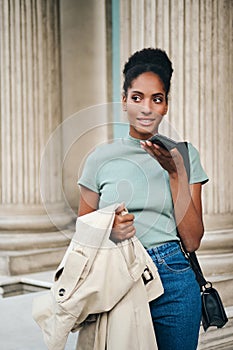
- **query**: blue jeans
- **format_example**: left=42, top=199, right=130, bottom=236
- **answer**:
left=147, top=242, right=201, bottom=350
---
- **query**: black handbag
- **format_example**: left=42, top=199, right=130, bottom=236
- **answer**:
left=187, top=251, right=228, bottom=331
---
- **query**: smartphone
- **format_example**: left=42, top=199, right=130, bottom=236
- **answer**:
left=148, top=134, right=191, bottom=180
left=148, top=134, right=178, bottom=151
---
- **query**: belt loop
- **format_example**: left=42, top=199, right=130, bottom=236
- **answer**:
left=153, top=247, right=164, bottom=264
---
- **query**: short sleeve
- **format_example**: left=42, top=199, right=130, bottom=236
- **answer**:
left=78, top=150, right=100, bottom=193
left=188, top=143, right=209, bottom=185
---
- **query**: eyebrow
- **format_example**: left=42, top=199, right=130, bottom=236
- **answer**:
left=131, top=90, right=165, bottom=96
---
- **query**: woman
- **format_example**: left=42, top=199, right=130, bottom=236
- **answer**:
left=77, top=48, right=208, bottom=350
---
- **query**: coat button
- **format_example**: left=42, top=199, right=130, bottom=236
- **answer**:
left=58, top=288, right=65, bottom=296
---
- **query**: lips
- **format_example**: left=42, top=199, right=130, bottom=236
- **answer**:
left=137, top=118, right=155, bottom=127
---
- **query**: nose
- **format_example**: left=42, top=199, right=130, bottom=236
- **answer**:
left=141, top=99, right=152, bottom=115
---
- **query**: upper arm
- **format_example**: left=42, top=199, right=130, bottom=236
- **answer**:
left=78, top=185, right=100, bottom=216
left=190, top=183, right=203, bottom=218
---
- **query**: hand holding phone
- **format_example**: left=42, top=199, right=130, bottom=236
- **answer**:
left=148, top=134, right=178, bottom=151
left=147, top=134, right=190, bottom=180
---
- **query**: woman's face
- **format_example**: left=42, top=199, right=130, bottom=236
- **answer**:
left=122, top=71, right=168, bottom=140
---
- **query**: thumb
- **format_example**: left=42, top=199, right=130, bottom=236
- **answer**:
left=115, top=202, right=127, bottom=215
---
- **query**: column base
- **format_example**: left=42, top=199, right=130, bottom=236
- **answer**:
left=0, top=247, right=67, bottom=276
left=198, top=227, right=233, bottom=307
left=198, top=306, right=233, bottom=349
left=0, top=230, right=73, bottom=276
left=0, top=204, right=76, bottom=275
left=195, top=226, right=233, bottom=349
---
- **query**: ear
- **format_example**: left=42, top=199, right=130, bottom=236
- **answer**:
left=163, top=104, right=168, bottom=115
left=122, top=94, right=127, bottom=111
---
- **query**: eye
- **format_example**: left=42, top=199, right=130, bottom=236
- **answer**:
left=131, top=95, right=142, bottom=102
left=153, top=96, right=164, bottom=103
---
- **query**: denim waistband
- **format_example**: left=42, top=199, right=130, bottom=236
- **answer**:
left=147, top=241, right=181, bottom=260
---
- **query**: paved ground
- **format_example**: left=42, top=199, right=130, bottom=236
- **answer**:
left=1, top=271, right=232, bottom=349
left=0, top=271, right=78, bottom=350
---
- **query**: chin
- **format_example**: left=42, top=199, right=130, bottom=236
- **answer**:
left=138, top=126, right=157, bottom=135
left=132, top=128, right=154, bottom=139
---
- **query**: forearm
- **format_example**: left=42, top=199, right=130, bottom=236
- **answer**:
left=169, top=170, right=204, bottom=252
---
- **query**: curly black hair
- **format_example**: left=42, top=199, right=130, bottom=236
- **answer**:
left=122, top=48, right=173, bottom=101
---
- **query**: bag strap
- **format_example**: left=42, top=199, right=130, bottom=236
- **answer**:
left=176, top=142, right=210, bottom=289
left=187, top=252, right=208, bottom=288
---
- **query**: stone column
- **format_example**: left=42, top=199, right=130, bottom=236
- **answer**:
left=119, top=0, right=233, bottom=309
left=0, top=0, right=73, bottom=275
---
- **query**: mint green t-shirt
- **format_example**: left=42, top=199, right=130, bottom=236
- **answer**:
left=78, top=135, right=209, bottom=249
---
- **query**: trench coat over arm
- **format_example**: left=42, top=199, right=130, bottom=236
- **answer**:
left=32, top=203, right=164, bottom=350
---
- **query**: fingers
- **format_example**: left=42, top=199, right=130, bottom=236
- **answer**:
left=140, top=140, right=155, bottom=157
left=140, top=140, right=171, bottom=157
left=141, top=141, right=187, bottom=179
left=116, top=213, right=135, bottom=223
left=110, top=225, right=136, bottom=243
left=110, top=211, right=136, bottom=243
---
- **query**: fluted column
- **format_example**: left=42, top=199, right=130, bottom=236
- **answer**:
left=0, top=0, right=73, bottom=275
left=120, top=0, right=233, bottom=304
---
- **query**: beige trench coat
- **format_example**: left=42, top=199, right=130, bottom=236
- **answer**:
left=32, top=204, right=163, bottom=350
